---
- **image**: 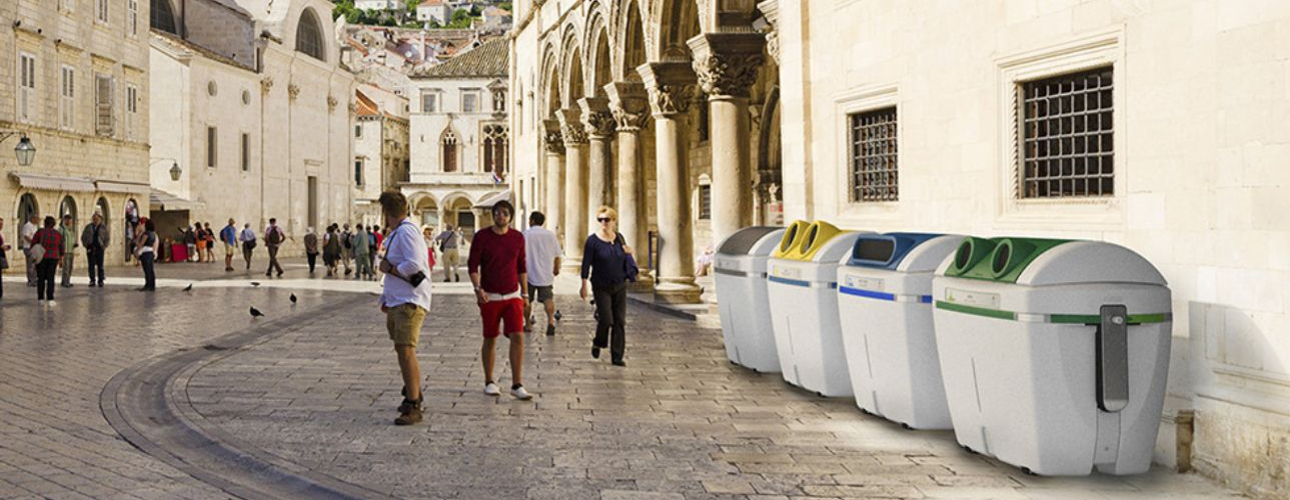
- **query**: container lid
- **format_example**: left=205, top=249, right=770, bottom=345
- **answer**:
left=788, top=221, right=845, bottom=261
left=771, top=220, right=810, bottom=259
left=716, top=226, right=782, bottom=256
left=846, top=232, right=947, bottom=270
left=941, top=237, right=1167, bottom=286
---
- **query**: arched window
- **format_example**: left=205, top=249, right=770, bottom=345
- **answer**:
left=96, top=197, right=111, bottom=234
left=295, top=9, right=325, bottom=61
left=481, top=124, right=508, bottom=177
left=60, top=196, right=78, bottom=229
left=441, top=128, right=459, bottom=173
left=17, top=193, right=38, bottom=247
left=150, top=0, right=178, bottom=34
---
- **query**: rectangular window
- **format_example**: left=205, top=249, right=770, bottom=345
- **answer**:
left=241, top=133, right=250, bottom=171
left=128, top=0, right=139, bottom=35
left=699, top=185, right=712, bottom=220
left=206, top=126, right=218, bottom=168
left=462, top=90, right=479, bottom=113
left=420, top=91, right=438, bottom=113
left=1018, top=67, right=1114, bottom=198
left=355, top=160, right=364, bottom=186
left=18, top=53, right=36, bottom=123
left=125, top=84, right=138, bottom=139
left=355, top=124, right=363, bottom=138
left=96, top=0, right=109, bottom=23
left=95, top=73, right=114, bottom=136
left=60, top=65, right=75, bottom=129
left=848, top=107, right=899, bottom=202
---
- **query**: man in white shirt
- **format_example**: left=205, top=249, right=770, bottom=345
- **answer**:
left=377, top=191, right=433, bottom=425
left=239, top=223, right=257, bottom=270
left=523, top=211, right=562, bottom=336
left=21, top=214, right=39, bottom=286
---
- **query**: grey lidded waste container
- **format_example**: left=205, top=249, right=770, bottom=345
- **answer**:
left=932, top=237, right=1172, bottom=475
left=714, top=226, right=786, bottom=373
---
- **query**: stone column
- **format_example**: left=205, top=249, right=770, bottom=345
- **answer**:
left=557, top=108, right=589, bottom=268
left=638, top=62, right=701, bottom=304
left=605, top=81, right=652, bottom=289
left=542, top=119, right=566, bottom=242
left=578, top=97, right=615, bottom=233
left=688, top=33, right=767, bottom=249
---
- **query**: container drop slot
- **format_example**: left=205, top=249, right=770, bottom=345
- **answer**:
left=1097, top=304, right=1130, bottom=413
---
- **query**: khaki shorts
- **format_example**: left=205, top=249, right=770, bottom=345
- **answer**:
left=386, top=303, right=427, bottom=347
left=225, top=244, right=236, bottom=256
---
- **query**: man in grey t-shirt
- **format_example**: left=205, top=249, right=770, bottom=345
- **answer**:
left=523, top=212, right=562, bottom=336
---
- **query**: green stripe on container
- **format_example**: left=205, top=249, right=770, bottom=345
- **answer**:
left=1049, top=313, right=1170, bottom=325
left=935, top=301, right=1016, bottom=321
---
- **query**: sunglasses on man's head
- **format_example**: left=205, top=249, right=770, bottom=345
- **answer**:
left=597, top=217, right=613, bottom=222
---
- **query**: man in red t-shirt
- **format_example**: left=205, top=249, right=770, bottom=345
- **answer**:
left=468, top=200, right=533, bottom=400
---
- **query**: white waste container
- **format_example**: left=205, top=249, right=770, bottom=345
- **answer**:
left=767, top=221, right=866, bottom=397
left=932, top=237, right=1172, bottom=475
left=836, top=232, right=964, bottom=429
left=714, top=226, right=787, bottom=372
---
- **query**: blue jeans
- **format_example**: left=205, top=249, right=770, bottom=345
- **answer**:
left=140, top=252, right=156, bottom=289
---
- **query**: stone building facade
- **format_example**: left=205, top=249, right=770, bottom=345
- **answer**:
left=405, top=38, right=509, bottom=242
left=148, top=0, right=356, bottom=254
left=516, top=1, right=1290, bottom=498
left=353, top=83, right=410, bottom=228
left=1, top=0, right=154, bottom=268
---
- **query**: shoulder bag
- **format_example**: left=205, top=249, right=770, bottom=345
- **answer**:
left=615, top=233, right=639, bottom=282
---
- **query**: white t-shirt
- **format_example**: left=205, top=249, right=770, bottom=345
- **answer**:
left=21, top=221, right=38, bottom=249
left=523, top=226, right=563, bottom=287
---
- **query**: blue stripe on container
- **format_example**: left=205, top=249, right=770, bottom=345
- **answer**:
left=838, top=286, right=897, bottom=301
left=919, top=295, right=933, bottom=303
left=768, top=276, right=812, bottom=288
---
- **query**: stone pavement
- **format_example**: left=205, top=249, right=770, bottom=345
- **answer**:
left=0, top=261, right=1250, bottom=500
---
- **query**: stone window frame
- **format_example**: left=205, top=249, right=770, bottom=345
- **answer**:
left=206, top=125, right=218, bottom=168
left=354, top=158, right=365, bottom=187
left=480, top=123, right=508, bottom=175
left=994, top=27, right=1124, bottom=230
left=17, top=52, right=37, bottom=124
left=94, top=72, right=115, bottom=137
left=96, top=0, right=110, bottom=25
left=420, top=90, right=440, bottom=114
left=125, top=83, right=139, bottom=140
left=240, top=133, right=251, bottom=172
left=60, top=64, right=76, bottom=131
left=127, top=0, right=140, bottom=37
left=461, top=89, right=481, bottom=113
left=833, top=83, right=901, bottom=222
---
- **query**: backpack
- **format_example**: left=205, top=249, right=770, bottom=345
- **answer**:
left=267, top=226, right=284, bottom=245
left=342, top=231, right=352, bottom=249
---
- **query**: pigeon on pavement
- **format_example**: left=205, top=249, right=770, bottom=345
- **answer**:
left=183, top=283, right=193, bottom=292
left=250, top=282, right=261, bottom=287
left=250, top=306, right=264, bottom=318
left=290, top=293, right=297, bottom=304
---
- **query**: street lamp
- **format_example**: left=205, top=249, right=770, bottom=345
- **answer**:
left=169, top=162, right=181, bottom=181
left=0, top=131, right=36, bottom=166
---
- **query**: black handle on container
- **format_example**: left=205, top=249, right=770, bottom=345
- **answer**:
left=1097, top=304, right=1129, bottom=412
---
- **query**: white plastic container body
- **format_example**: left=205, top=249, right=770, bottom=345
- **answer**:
left=931, top=241, right=1172, bottom=475
left=714, top=229, right=785, bottom=372
left=766, top=233, right=864, bottom=397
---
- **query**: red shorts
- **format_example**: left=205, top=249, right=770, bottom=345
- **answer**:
left=480, top=297, right=525, bottom=338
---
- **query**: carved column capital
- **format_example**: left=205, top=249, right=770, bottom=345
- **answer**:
left=577, top=97, right=616, bottom=139
left=557, top=108, right=587, bottom=146
left=260, top=77, right=275, bottom=94
left=604, top=82, right=650, bottom=131
left=757, top=0, right=782, bottom=64
left=637, top=62, right=698, bottom=117
left=687, top=33, right=767, bottom=99
left=542, top=119, right=564, bottom=154
left=327, top=95, right=339, bottom=112
left=287, top=83, right=301, bottom=101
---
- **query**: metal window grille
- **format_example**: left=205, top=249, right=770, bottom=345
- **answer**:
left=848, top=107, right=898, bottom=202
left=699, top=185, right=711, bottom=220
left=1018, top=67, right=1114, bottom=198
left=206, top=126, right=217, bottom=167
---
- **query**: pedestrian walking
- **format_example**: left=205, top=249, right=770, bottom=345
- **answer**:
left=436, top=224, right=462, bottom=282
left=304, top=227, right=319, bottom=274
left=31, top=216, right=64, bottom=304
left=219, top=219, right=238, bottom=272
left=422, top=226, right=437, bottom=272
left=376, top=191, right=433, bottom=425
left=323, top=224, right=341, bottom=277
left=467, top=200, right=533, bottom=400
left=136, top=219, right=157, bottom=291
left=81, top=213, right=109, bottom=286
left=22, top=214, right=38, bottom=286
left=184, top=225, right=198, bottom=262
left=341, top=223, right=354, bottom=276
left=371, top=227, right=383, bottom=276
left=204, top=222, right=217, bottom=263
left=524, top=211, right=563, bottom=336
left=264, top=218, right=285, bottom=277
left=58, top=214, right=78, bottom=288
left=353, top=224, right=373, bottom=280
left=580, top=206, right=635, bottom=366
left=0, top=217, right=11, bottom=299
left=240, top=223, right=257, bottom=270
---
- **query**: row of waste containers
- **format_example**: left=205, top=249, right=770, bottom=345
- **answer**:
left=713, top=221, right=1172, bottom=477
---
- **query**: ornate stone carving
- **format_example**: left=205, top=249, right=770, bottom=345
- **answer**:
left=646, top=84, right=695, bottom=116
left=327, top=95, right=339, bottom=112
left=693, top=52, right=765, bottom=98
left=583, top=111, right=616, bottom=138
left=604, top=82, right=650, bottom=131
left=260, top=77, right=274, bottom=94
left=543, top=120, right=564, bottom=153
left=765, top=30, right=780, bottom=65
left=560, top=121, right=588, bottom=146
left=610, top=105, right=649, bottom=131
left=287, top=83, right=301, bottom=101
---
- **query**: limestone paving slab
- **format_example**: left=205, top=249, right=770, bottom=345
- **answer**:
left=180, top=293, right=1248, bottom=500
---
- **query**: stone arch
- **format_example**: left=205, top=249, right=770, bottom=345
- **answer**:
left=409, top=191, right=440, bottom=228
left=150, top=0, right=179, bottom=35
left=584, top=6, right=613, bottom=97
left=540, top=40, right=562, bottom=118
left=616, top=0, right=647, bottom=82
left=295, top=7, right=326, bottom=61
left=440, top=126, right=461, bottom=172
left=653, top=0, right=702, bottom=61
left=15, top=193, right=38, bottom=248
left=560, top=26, right=586, bottom=106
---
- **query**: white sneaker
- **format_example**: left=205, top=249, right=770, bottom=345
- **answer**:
left=483, top=382, right=500, bottom=396
left=510, top=385, right=533, bottom=401
left=46, top=300, right=57, bottom=307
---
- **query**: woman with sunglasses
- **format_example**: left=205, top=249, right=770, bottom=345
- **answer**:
left=579, top=206, right=634, bottom=366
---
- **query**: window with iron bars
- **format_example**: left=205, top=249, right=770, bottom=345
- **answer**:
left=1017, top=67, right=1114, bottom=199
left=848, top=107, right=898, bottom=202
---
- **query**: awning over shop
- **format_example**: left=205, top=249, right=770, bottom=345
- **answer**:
left=9, top=172, right=97, bottom=192
left=95, top=179, right=151, bottom=194
left=472, top=190, right=513, bottom=209
left=150, top=188, right=204, bottom=211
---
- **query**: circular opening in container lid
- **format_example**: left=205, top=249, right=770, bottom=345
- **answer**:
left=780, top=224, right=799, bottom=253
